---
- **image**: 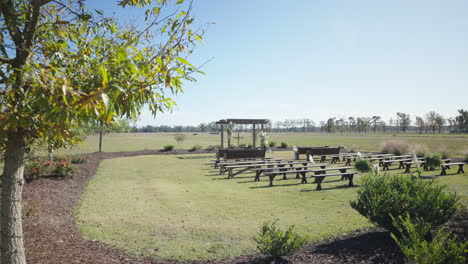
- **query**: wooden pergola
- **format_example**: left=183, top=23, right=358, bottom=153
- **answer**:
left=216, top=119, right=270, bottom=149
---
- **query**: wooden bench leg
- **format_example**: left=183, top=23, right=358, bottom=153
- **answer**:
left=399, top=161, right=404, bottom=169
left=301, top=172, right=307, bottom=184
left=269, top=175, right=275, bottom=186
left=339, top=168, right=347, bottom=180
left=404, top=164, right=411, bottom=173
left=315, top=176, right=325, bottom=190
left=440, top=166, right=447, bottom=176
left=347, top=174, right=354, bottom=187
left=457, top=164, right=464, bottom=174
left=345, top=158, right=351, bottom=166
left=255, top=170, right=262, bottom=181
left=320, top=156, right=326, bottom=163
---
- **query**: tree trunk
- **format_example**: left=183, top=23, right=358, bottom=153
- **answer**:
left=99, top=130, right=103, bottom=152
left=1, top=132, right=27, bottom=264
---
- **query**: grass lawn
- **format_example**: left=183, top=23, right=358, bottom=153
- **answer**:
left=61, top=132, right=468, bottom=157
left=75, top=152, right=370, bottom=261
left=75, top=151, right=468, bottom=261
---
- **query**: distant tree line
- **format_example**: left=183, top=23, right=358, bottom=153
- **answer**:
left=104, top=109, right=468, bottom=134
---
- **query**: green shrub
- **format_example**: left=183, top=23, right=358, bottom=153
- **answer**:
left=280, top=142, right=288, bottom=148
left=350, top=174, right=459, bottom=235
left=163, top=144, right=174, bottom=151
left=190, top=145, right=202, bottom=151
left=253, top=219, right=306, bottom=257
left=391, top=214, right=467, bottom=264
left=269, top=141, right=276, bottom=147
left=354, top=159, right=373, bottom=173
left=380, top=140, right=409, bottom=155
left=425, top=152, right=443, bottom=170
left=247, top=143, right=253, bottom=148
left=70, top=154, right=87, bottom=164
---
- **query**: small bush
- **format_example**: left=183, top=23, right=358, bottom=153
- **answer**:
left=354, top=159, right=373, bottom=173
left=173, top=133, right=186, bottom=144
left=391, top=214, right=467, bottom=264
left=24, top=160, right=78, bottom=181
left=280, top=142, right=288, bottom=148
left=425, top=152, right=443, bottom=170
left=163, top=144, right=174, bottom=151
left=206, top=145, right=220, bottom=150
left=380, top=140, right=409, bottom=156
left=412, top=144, right=429, bottom=157
left=253, top=219, right=306, bottom=257
left=269, top=141, right=276, bottom=147
left=247, top=143, right=253, bottom=149
left=70, top=154, right=87, bottom=164
left=350, top=174, right=459, bottom=235
left=190, top=145, right=202, bottom=151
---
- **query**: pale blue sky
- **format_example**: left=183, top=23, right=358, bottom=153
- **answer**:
left=90, top=0, right=468, bottom=126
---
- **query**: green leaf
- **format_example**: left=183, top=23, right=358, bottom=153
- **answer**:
left=100, top=66, right=108, bottom=88
left=175, top=57, right=195, bottom=69
left=101, top=93, right=110, bottom=109
left=176, top=0, right=184, bottom=4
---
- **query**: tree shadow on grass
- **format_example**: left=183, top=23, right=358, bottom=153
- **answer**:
left=305, top=229, right=404, bottom=264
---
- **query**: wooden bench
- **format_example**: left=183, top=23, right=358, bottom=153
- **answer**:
left=381, top=158, right=423, bottom=171
left=218, top=159, right=283, bottom=174
left=440, top=162, right=465, bottom=176
left=252, top=164, right=328, bottom=181
left=403, top=159, right=451, bottom=173
left=224, top=160, right=310, bottom=178
left=264, top=166, right=355, bottom=190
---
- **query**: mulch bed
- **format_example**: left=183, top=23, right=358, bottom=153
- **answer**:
left=5, top=149, right=465, bottom=263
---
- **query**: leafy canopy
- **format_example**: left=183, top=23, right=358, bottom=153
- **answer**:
left=0, top=0, right=204, bottom=151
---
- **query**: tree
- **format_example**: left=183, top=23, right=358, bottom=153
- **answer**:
left=371, top=116, right=381, bottom=133
left=455, top=109, right=468, bottom=133
left=0, top=1, right=203, bottom=263
left=396, top=112, right=411, bottom=133
left=426, top=111, right=438, bottom=133
left=434, top=114, right=445, bottom=133
left=415, top=116, right=425, bottom=134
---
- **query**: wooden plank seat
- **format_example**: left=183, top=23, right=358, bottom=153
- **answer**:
left=224, top=160, right=311, bottom=178
left=403, top=159, right=451, bottom=173
left=213, top=157, right=275, bottom=168
left=264, top=166, right=354, bottom=189
left=440, top=162, right=466, bottom=176
left=218, top=159, right=283, bottom=174
left=252, top=164, right=328, bottom=181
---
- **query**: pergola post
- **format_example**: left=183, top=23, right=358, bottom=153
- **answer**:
left=260, top=123, right=264, bottom=149
left=220, top=125, right=224, bottom=149
left=253, top=124, right=256, bottom=148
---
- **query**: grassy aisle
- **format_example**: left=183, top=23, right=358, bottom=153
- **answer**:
left=75, top=153, right=370, bottom=261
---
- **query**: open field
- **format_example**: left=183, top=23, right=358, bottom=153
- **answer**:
left=59, top=132, right=468, bottom=157
left=75, top=151, right=468, bottom=261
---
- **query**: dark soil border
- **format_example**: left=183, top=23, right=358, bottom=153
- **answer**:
left=13, top=149, right=466, bottom=263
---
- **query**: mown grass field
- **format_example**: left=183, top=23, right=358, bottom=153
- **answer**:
left=60, top=132, right=468, bottom=157
left=75, top=151, right=468, bottom=261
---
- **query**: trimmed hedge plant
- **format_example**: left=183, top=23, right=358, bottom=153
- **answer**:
left=350, top=174, right=459, bottom=235
left=354, top=159, right=373, bottom=173
left=253, top=219, right=306, bottom=257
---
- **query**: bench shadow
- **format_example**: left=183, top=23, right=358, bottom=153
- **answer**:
left=177, top=156, right=211, bottom=159
left=249, top=182, right=302, bottom=189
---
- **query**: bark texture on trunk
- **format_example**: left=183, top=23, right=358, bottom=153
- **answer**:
left=1, top=132, right=27, bottom=264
